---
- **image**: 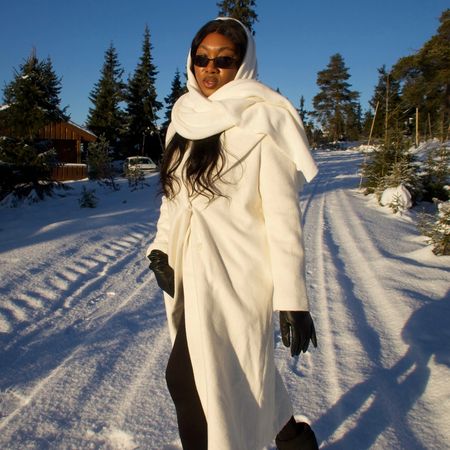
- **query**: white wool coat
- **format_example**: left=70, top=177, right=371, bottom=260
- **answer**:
left=147, top=125, right=311, bottom=450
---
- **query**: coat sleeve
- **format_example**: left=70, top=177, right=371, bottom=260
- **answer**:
left=259, top=137, right=309, bottom=312
left=146, top=195, right=170, bottom=257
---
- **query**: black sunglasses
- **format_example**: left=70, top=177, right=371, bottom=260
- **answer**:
left=193, top=55, right=238, bottom=69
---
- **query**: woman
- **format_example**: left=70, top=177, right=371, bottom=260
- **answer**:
left=148, top=17, right=319, bottom=450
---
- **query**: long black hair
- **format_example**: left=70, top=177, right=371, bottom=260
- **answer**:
left=160, top=19, right=248, bottom=200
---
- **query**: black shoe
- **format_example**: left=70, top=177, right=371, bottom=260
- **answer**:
left=275, top=422, right=319, bottom=450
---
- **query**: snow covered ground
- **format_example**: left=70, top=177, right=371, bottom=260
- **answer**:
left=0, top=150, right=449, bottom=449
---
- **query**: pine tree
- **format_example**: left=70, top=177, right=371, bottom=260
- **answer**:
left=344, top=101, right=363, bottom=140
left=421, top=145, right=449, bottom=201
left=361, top=109, right=374, bottom=139
left=162, top=68, right=186, bottom=133
left=78, top=186, right=98, bottom=208
left=87, top=43, right=126, bottom=147
left=2, top=49, right=68, bottom=139
left=297, top=95, right=308, bottom=123
left=0, top=49, right=67, bottom=200
left=360, top=131, right=420, bottom=203
left=418, top=200, right=450, bottom=255
left=217, top=0, right=258, bottom=34
left=312, top=53, right=360, bottom=142
left=87, top=135, right=119, bottom=190
left=369, top=66, right=402, bottom=142
left=296, top=95, right=316, bottom=145
left=124, top=25, right=162, bottom=160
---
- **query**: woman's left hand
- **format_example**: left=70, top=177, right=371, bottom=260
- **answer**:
left=279, top=311, right=317, bottom=357
left=148, top=249, right=175, bottom=298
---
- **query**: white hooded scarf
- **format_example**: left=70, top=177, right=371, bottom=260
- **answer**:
left=169, top=17, right=318, bottom=182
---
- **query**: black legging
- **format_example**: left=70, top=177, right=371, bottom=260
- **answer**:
left=165, top=312, right=208, bottom=450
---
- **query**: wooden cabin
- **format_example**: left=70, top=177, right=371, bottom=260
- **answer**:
left=38, top=121, right=96, bottom=181
left=0, top=116, right=97, bottom=181
left=38, top=121, right=96, bottom=164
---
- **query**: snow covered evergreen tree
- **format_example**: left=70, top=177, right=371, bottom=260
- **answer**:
left=78, top=186, right=98, bottom=208
left=162, top=68, right=186, bottom=134
left=87, top=135, right=118, bottom=191
left=87, top=43, right=126, bottom=149
left=421, top=144, right=449, bottom=202
left=419, top=200, right=450, bottom=255
left=360, top=134, right=420, bottom=205
left=124, top=25, right=162, bottom=160
left=217, top=0, right=258, bottom=34
left=126, top=165, right=147, bottom=191
left=0, top=49, right=67, bottom=200
left=312, top=53, right=360, bottom=142
left=2, top=48, right=68, bottom=139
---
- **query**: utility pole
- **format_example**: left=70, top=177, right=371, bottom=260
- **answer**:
left=415, top=107, right=419, bottom=147
left=368, top=101, right=379, bottom=146
left=428, top=113, right=432, bottom=140
left=384, top=73, right=389, bottom=147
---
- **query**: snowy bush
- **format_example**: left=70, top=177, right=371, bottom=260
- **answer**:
left=78, top=186, right=98, bottom=208
left=126, top=167, right=147, bottom=191
left=380, top=184, right=412, bottom=213
left=87, top=136, right=119, bottom=191
left=418, top=200, right=450, bottom=256
left=0, top=137, right=58, bottom=201
left=376, top=158, right=421, bottom=202
left=420, top=144, right=449, bottom=202
left=360, top=141, right=421, bottom=205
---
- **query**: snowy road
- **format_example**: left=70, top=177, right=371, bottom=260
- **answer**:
left=1, top=151, right=449, bottom=449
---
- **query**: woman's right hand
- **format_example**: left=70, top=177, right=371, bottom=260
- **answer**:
left=148, top=250, right=175, bottom=298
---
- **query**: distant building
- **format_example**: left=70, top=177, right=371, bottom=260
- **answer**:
left=37, top=121, right=96, bottom=164
left=0, top=118, right=97, bottom=181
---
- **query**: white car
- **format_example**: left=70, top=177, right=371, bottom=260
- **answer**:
left=123, top=156, right=157, bottom=173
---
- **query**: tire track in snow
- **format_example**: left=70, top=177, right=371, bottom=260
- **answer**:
left=0, top=224, right=157, bottom=422
left=302, top=176, right=342, bottom=404
left=1, top=223, right=152, bottom=353
left=0, top=274, right=170, bottom=448
left=284, top=151, right=404, bottom=447
left=321, top=187, right=447, bottom=449
left=0, top=209, right=170, bottom=447
left=309, top=153, right=437, bottom=449
left=326, top=188, right=410, bottom=365
left=277, top=162, right=345, bottom=433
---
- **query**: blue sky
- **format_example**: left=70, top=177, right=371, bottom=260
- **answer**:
left=0, top=0, right=448, bottom=126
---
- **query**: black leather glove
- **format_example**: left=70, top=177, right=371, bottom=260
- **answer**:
left=148, top=249, right=175, bottom=298
left=280, top=311, right=317, bottom=357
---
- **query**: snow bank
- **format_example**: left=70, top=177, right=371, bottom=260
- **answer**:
left=409, top=138, right=449, bottom=161
left=347, top=143, right=379, bottom=153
